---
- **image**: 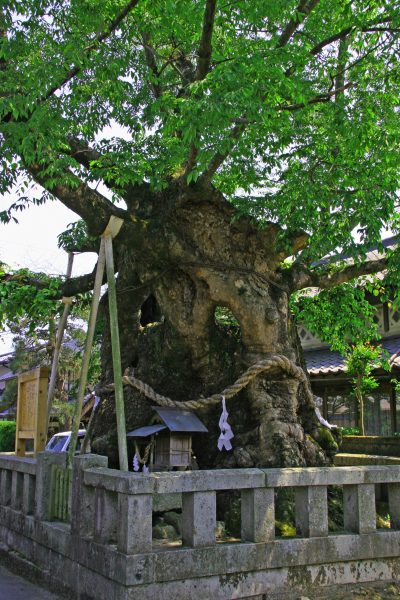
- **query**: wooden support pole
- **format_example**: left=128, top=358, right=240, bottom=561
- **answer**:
left=46, top=253, right=74, bottom=431
left=67, top=240, right=106, bottom=465
left=80, top=395, right=99, bottom=454
left=104, top=231, right=128, bottom=471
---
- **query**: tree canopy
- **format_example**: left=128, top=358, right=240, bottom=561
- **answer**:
left=1, top=0, right=399, bottom=264
left=2, top=0, right=400, bottom=468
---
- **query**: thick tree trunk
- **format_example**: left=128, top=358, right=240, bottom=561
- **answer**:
left=90, top=182, right=331, bottom=468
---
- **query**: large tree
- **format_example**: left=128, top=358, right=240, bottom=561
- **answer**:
left=1, top=0, right=400, bottom=468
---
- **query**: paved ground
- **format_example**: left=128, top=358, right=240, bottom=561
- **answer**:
left=0, top=564, right=64, bottom=600
left=0, top=557, right=399, bottom=600
left=298, top=582, right=400, bottom=599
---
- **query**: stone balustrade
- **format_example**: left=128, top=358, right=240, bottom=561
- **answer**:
left=1, top=453, right=400, bottom=599
left=0, top=454, right=36, bottom=515
left=80, top=459, right=400, bottom=552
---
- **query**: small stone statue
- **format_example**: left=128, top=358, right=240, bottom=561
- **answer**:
left=314, top=397, right=337, bottom=430
left=217, top=396, right=234, bottom=451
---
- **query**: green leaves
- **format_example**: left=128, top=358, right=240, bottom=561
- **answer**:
left=345, top=341, right=389, bottom=383
left=292, top=283, right=379, bottom=355
left=0, top=267, right=62, bottom=333
left=57, top=220, right=95, bottom=252
left=344, top=341, right=389, bottom=424
left=1, top=0, right=400, bottom=262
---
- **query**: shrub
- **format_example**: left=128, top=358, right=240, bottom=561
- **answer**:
left=340, top=426, right=361, bottom=436
left=0, top=421, right=16, bottom=452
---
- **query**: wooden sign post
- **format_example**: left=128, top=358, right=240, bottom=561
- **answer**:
left=15, top=367, right=49, bottom=456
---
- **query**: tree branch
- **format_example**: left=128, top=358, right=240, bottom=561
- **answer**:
left=198, top=80, right=354, bottom=182
left=197, top=0, right=321, bottom=182
left=310, top=17, right=392, bottom=56
left=28, top=165, right=128, bottom=235
left=190, top=10, right=393, bottom=182
left=67, top=136, right=104, bottom=169
left=141, top=32, right=162, bottom=98
left=67, top=135, right=131, bottom=195
left=278, top=82, right=355, bottom=112
left=1, top=266, right=103, bottom=299
left=288, top=257, right=388, bottom=292
left=198, top=122, right=245, bottom=184
left=38, top=0, right=141, bottom=103
left=185, top=145, right=199, bottom=176
left=277, top=0, right=321, bottom=48
left=62, top=268, right=105, bottom=297
left=195, top=0, right=217, bottom=81
left=196, top=6, right=395, bottom=182
left=1, top=0, right=140, bottom=124
left=310, top=26, right=354, bottom=56
left=183, top=0, right=217, bottom=176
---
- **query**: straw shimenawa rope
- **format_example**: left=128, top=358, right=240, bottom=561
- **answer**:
left=101, top=354, right=313, bottom=410
left=134, top=440, right=153, bottom=465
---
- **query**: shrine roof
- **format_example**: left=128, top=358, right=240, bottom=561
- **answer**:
left=127, top=424, right=167, bottom=438
left=152, top=406, right=208, bottom=433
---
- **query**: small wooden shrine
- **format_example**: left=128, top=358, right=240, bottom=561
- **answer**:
left=127, top=406, right=208, bottom=471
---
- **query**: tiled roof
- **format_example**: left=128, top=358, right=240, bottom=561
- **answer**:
left=0, top=371, right=16, bottom=383
left=305, top=348, right=345, bottom=376
left=305, top=335, right=400, bottom=376
left=313, top=235, right=398, bottom=267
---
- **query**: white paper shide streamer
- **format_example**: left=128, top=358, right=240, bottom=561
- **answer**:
left=133, top=453, right=149, bottom=473
left=217, top=395, right=234, bottom=451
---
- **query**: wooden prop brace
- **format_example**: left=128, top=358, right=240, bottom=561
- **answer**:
left=46, top=253, right=74, bottom=430
left=68, top=216, right=128, bottom=471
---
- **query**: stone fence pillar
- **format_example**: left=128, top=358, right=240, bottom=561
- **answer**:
left=182, top=491, right=216, bottom=548
left=295, top=485, right=328, bottom=537
left=35, top=452, right=68, bottom=521
left=343, top=483, right=376, bottom=534
left=71, top=454, right=108, bottom=537
left=241, top=488, right=275, bottom=542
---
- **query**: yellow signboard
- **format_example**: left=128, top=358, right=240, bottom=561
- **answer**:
left=15, top=367, right=49, bottom=456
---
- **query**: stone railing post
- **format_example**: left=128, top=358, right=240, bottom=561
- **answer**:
left=0, top=469, right=12, bottom=507
left=82, top=467, right=154, bottom=553
left=10, top=470, right=24, bottom=511
left=94, top=488, right=118, bottom=544
left=23, top=472, right=35, bottom=515
left=182, top=491, right=216, bottom=548
left=117, top=492, right=153, bottom=554
left=388, top=483, right=400, bottom=529
left=35, top=452, right=67, bottom=521
left=71, top=454, right=108, bottom=537
left=241, top=488, right=275, bottom=542
left=343, top=483, right=376, bottom=534
left=295, top=486, right=328, bottom=537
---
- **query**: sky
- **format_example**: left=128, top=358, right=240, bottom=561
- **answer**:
left=0, top=122, right=129, bottom=356
left=0, top=192, right=98, bottom=355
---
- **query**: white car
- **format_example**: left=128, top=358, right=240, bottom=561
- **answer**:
left=45, top=430, right=87, bottom=453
